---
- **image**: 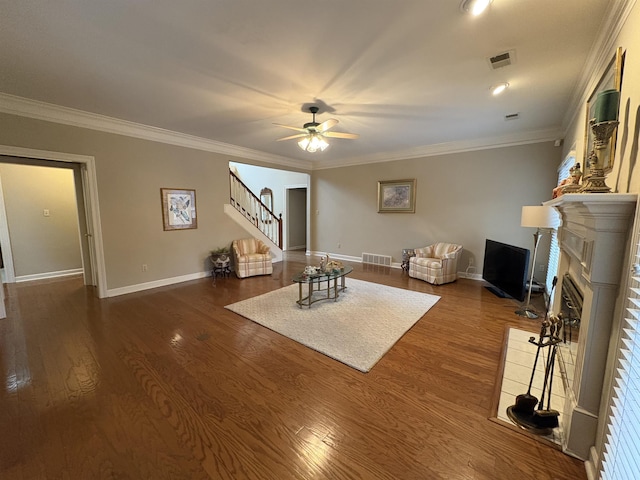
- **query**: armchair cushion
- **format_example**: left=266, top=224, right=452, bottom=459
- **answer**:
left=232, top=238, right=273, bottom=278
left=409, top=242, right=463, bottom=285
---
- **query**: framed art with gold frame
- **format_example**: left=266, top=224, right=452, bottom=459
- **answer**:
left=583, top=46, right=625, bottom=174
left=377, top=179, right=416, bottom=213
left=161, top=188, right=197, bottom=230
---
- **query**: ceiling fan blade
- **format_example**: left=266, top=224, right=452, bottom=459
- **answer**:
left=317, top=118, right=338, bottom=132
left=276, top=133, right=308, bottom=141
left=323, top=131, right=359, bottom=139
left=273, top=123, right=307, bottom=133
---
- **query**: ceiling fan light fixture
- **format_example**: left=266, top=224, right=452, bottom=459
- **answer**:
left=277, top=105, right=355, bottom=152
left=461, top=0, right=492, bottom=16
left=297, top=137, right=310, bottom=151
left=298, top=133, right=329, bottom=153
left=491, top=82, right=509, bottom=95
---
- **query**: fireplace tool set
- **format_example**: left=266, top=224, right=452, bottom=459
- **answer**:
left=507, top=278, right=563, bottom=435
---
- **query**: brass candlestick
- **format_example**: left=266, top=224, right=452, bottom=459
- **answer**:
left=579, top=119, right=618, bottom=193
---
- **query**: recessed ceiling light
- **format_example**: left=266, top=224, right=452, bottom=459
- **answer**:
left=491, top=82, right=509, bottom=95
left=460, top=0, right=493, bottom=16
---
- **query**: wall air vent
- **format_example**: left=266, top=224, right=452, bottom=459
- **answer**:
left=488, top=50, right=516, bottom=70
left=362, top=252, right=392, bottom=267
left=505, top=113, right=520, bottom=121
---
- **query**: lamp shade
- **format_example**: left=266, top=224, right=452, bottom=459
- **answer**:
left=521, top=206, right=560, bottom=228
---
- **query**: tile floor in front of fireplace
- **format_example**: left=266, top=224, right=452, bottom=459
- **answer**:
left=495, top=327, right=568, bottom=446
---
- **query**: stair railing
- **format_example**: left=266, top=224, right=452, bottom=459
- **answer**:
left=229, top=170, right=282, bottom=249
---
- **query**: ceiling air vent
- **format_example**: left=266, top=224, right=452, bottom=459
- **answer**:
left=488, top=50, right=515, bottom=70
left=505, top=113, right=520, bottom=121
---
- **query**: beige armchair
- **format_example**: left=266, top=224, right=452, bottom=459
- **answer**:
left=232, top=238, right=273, bottom=278
left=409, top=242, right=463, bottom=285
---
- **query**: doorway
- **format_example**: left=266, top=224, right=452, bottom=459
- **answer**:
left=285, top=186, right=308, bottom=251
left=0, top=160, right=83, bottom=284
left=0, top=145, right=106, bottom=298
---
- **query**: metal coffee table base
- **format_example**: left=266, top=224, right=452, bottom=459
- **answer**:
left=297, top=276, right=348, bottom=308
left=292, top=266, right=353, bottom=308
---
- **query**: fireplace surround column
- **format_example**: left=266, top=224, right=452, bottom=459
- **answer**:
left=545, top=193, right=636, bottom=461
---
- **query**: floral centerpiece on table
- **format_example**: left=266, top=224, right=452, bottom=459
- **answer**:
left=325, top=259, right=344, bottom=273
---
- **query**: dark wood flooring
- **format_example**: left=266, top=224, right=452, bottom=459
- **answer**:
left=0, top=252, right=585, bottom=479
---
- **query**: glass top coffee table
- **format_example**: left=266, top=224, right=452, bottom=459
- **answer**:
left=292, top=265, right=353, bottom=308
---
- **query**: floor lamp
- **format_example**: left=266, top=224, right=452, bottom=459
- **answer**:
left=515, top=205, right=560, bottom=319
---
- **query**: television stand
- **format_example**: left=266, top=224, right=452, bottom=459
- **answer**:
left=485, top=285, right=513, bottom=299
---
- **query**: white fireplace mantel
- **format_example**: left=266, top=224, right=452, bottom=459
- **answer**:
left=544, top=193, right=637, bottom=461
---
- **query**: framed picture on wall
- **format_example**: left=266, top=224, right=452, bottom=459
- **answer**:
left=161, top=188, right=197, bottom=230
left=583, top=46, right=625, bottom=174
left=377, top=179, right=416, bottom=213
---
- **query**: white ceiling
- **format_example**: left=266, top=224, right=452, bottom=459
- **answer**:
left=0, top=0, right=612, bottom=169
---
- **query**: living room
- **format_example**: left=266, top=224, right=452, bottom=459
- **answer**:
left=1, top=1, right=640, bottom=478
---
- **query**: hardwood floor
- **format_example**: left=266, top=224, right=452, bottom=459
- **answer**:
left=0, top=253, right=586, bottom=480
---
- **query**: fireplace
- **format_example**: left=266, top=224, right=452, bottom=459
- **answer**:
left=557, top=273, right=582, bottom=399
left=546, top=193, right=636, bottom=461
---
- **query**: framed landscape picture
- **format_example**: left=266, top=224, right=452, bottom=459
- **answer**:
left=377, top=179, right=416, bottom=213
left=161, top=188, right=197, bottom=230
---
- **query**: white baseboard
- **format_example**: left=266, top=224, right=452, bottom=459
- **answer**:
left=106, top=271, right=210, bottom=297
left=309, top=250, right=361, bottom=263
left=104, top=258, right=484, bottom=298
left=457, top=272, right=483, bottom=281
left=309, top=252, right=486, bottom=279
left=584, top=446, right=599, bottom=480
left=15, top=268, right=83, bottom=283
left=309, top=250, right=401, bottom=268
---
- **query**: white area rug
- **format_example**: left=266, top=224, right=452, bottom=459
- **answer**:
left=225, top=279, right=440, bottom=372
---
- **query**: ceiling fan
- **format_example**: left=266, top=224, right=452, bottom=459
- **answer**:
left=274, top=106, right=359, bottom=152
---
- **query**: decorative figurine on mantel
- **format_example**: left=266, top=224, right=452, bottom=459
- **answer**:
left=561, top=162, right=583, bottom=194
left=552, top=162, right=583, bottom=198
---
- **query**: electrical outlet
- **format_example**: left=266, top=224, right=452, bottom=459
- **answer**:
left=43, top=209, right=50, bottom=217
left=142, top=264, right=148, bottom=272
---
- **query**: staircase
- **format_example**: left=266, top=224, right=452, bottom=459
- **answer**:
left=226, top=170, right=283, bottom=262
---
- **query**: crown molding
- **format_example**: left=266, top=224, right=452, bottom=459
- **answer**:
left=0, top=93, right=311, bottom=171
left=562, top=0, right=636, bottom=133
left=312, top=127, right=563, bottom=170
left=0, top=93, right=563, bottom=172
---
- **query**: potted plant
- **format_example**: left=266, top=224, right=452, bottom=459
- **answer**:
left=210, top=246, right=231, bottom=267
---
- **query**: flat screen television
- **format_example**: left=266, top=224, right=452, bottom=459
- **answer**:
left=482, top=239, right=530, bottom=301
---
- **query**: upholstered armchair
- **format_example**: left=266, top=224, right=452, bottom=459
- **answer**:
left=409, top=242, right=463, bottom=285
left=232, top=238, right=273, bottom=278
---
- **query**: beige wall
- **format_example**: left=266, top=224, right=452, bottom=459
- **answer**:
left=0, top=113, right=261, bottom=290
left=564, top=3, right=640, bottom=195
left=0, top=161, right=82, bottom=277
left=0, top=111, right=560, bottom=290
left=313, top=142, right=561, bottom=275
